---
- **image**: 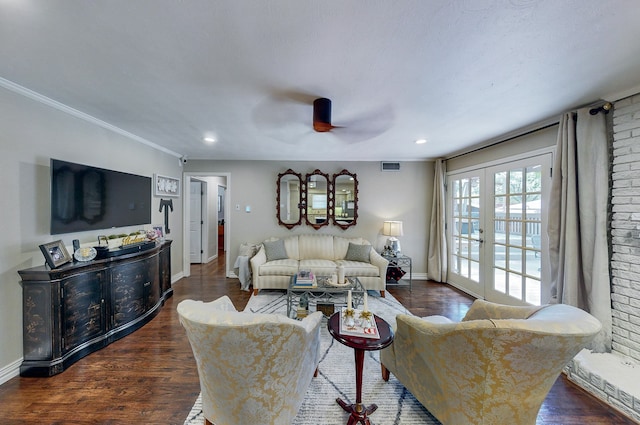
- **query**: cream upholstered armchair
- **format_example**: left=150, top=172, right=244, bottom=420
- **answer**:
left=380, top=299, right=602, bottom=425
left=177, top=296, right=323, bottom=425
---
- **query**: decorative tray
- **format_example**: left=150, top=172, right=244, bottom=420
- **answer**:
left=326, top=279, right=351, bottom=288
left=74, top=247, right=97, bottom=262
left=339, top=307, right=379, bottom=339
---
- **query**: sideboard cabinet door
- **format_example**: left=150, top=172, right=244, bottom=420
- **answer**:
left=62, top=270, right=106, bottom=354
left=110, top=257, right=151, bottom=328
left=144, top=255, right=160, bottom=310
left=159, top=240, right=172, bottom=298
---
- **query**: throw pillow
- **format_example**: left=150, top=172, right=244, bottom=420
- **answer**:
left=344, top=242, right=371, bottom=263
left=238, top=242, right=259, bottom=258
left=263, top=239, right=288, bottom=262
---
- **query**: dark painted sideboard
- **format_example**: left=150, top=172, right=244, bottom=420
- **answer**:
left=18, top=240, right=172, bottom=377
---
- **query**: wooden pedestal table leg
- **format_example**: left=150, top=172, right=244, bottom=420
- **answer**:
left=336, top=348, right=377, bottom=425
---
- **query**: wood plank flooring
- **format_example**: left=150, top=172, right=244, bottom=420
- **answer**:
left=0, top=252, right=633, bottom=424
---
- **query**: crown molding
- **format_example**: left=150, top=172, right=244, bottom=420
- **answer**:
left=0, top=77, right=182, bottom=158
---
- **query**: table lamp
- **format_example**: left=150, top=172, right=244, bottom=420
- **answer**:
left=382, top=220, right=403, bottom=255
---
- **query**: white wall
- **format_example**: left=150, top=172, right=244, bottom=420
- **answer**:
left=0, top=87, right=184, bottom=383
left=184, top=160, right=434, bottom=277
left=446, top=124, right=558, bottom=172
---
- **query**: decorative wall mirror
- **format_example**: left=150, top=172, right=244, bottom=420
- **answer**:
left=331, top=169, right=358, bottom=229
left=304, top=169, right=330, bottom=229
left=277, top=169, right=303, bottom=229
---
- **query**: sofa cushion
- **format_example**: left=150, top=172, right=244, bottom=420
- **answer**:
left=344, top=242, right=372, bottom=263
left=333, top=236, right=364, bottom=259
left=264, top=239, right=288, bottom=262
left=298, top=234, right=335, bottom=260
left=299, top=259, right=339, bottom=276
left=335, top=260, right=381, bottom=277
left=259, top=259, right=299, bottom=276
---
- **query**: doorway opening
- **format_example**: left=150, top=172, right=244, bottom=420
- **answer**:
left=182, top=172, right=230, bottom=278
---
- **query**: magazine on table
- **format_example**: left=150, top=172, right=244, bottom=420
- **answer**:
left=339, top=307, right=379, bottom=339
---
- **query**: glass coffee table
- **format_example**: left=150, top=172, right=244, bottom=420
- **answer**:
left=287, top=275, right=365, bottom=319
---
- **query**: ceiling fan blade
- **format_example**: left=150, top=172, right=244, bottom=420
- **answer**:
left=331, top=104, right=395, bottom=144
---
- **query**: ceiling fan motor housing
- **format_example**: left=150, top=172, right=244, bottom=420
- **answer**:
left=313, top=97, right=333, bottom=132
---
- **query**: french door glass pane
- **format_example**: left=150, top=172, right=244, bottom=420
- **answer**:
left=450, top=174, right=481, bottom=286
left=494, top=269, right=506, bottom=293
left=491, top=163, right=543, bottom=305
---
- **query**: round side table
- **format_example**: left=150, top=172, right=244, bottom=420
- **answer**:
left=327, top=312, right=394, bottom=425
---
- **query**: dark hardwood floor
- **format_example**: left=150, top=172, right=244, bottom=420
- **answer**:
left=0, top=252, right=633, bottom=424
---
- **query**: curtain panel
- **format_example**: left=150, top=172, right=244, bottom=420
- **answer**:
left=427, top=159, right=447, bottom=282
left=548, top=109, right=612, bottom=352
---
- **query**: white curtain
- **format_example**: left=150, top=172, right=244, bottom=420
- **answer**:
left=427, top=159, right=448, bottom=282
left=548, top=109, right=612, bottom=352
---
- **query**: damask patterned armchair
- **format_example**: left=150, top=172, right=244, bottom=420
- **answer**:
left=380, top=299, right=602, bottom=425
left=177, top=296, right=323, bottom=425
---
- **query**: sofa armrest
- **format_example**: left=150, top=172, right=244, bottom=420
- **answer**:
left=369, top=249, right=389, bottom=276
left=250, top=245, right=267, bottom=276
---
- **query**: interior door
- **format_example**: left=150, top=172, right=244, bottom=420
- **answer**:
left=189, top=180, right=203, bottom=263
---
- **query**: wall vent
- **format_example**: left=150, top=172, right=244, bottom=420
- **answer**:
left=381, top=161, right=401, bottom=172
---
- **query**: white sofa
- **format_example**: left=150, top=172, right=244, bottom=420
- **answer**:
left=250, top=234, right=389, bottom=296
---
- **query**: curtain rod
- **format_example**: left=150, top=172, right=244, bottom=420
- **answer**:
left=445, top=121, right=559, bottom=161
left=446, top=99, right=613, bottom=161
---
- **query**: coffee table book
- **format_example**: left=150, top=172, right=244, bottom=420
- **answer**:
left=293, top=271, right=317, bottom=287
left=339, top=307, right=380, bottom=339
left=293, top=276, right=317, bottom=287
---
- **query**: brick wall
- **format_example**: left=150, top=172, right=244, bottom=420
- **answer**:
left=611, top=93, right=640, bottom=361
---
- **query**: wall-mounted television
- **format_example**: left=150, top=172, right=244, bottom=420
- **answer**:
left=50, top=159, right=151, bottom=235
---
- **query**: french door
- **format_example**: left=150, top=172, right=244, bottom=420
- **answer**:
left=447, top=153, right=552, bottom=306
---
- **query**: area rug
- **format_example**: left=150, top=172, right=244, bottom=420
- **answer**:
left=183, top=290, right=442, bottom=425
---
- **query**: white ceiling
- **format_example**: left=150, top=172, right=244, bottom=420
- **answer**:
left=2, top=1, right=640, bottom=161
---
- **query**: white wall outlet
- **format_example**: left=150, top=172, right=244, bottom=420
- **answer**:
left=235, top=204, right=240, bottom=210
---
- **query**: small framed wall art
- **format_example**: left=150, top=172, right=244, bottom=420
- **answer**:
left=154, top=174, right=180, bottom=198
left=39, top=240, right=73, bottom=269
left=152, top=224, right=165, bottom=241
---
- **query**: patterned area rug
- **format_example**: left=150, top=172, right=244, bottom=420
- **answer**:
left=183, top=290, right=442, bottom=425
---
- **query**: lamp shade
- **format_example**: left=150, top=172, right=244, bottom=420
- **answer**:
left=382, top=220, right=403, bottom=237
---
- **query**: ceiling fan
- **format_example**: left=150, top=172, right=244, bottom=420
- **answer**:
left=313, top=97, right=337, bottom=132
left=252, top=91, right=394, bottom=144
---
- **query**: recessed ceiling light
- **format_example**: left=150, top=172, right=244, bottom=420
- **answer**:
left=203, top=136, right=216, bottom=143
left=415, top=139, right=427, bottom=144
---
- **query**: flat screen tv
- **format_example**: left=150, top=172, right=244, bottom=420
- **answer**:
left=50, top=159, right=152, bottom=235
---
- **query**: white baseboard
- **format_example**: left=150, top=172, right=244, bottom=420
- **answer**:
left=171, top=272, right=184, bottom=284
left=0, top=358, right=21, bottom=386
